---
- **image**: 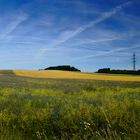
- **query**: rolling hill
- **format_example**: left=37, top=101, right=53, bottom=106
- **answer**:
left=0, top=70, right=140, bottom=81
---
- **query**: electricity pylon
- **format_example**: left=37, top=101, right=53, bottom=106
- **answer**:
left=132, top=53, right=136, bottom=71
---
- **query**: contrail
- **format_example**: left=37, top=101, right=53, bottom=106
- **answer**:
left=0, top=14, right=28, bottom=40
left=41, top=1, right=132, bottom=53
left=74, top=45, right=140, bottom=60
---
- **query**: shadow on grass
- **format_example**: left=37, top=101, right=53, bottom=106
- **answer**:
left=0, top=70, right=16, bottom=75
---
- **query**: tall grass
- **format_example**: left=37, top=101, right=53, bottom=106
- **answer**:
left=0, top=75, right=139, bottom=139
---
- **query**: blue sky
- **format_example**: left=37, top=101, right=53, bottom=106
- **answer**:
left=0, top=0, right=140, bottom=71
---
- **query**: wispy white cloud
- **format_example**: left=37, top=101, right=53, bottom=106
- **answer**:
left=40, top=1, right=132, bottom=54
left=75, top=45, right=140, bottom=60
left=67, top=37, right=124, bottom=48
left=0, top=13, right=28, bottom=40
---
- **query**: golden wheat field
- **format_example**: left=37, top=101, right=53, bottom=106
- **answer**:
left=0, top=69, right=140, bottom=81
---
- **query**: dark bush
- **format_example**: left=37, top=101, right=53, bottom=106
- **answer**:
left=97, top=68, right=110, bottom=73
left=44, top=65, right=81, bottom=72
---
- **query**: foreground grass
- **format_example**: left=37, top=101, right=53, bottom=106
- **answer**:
left=0, top=73, right=140, bottom=139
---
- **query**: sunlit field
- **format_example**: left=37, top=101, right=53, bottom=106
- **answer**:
left=0, top=70, right=140, bottom=81
left=0, top=70, right=140, bottom=139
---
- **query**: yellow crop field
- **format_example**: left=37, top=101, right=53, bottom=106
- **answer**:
left=0, top=70, right=140, bottom=81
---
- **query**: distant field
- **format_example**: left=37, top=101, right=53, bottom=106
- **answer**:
left=0, top=69, right=140, bottom=81
left=0, top=70, right=140, bottom=139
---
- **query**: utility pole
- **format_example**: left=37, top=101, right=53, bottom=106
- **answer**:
left=132, top=53, right=136, bottom=71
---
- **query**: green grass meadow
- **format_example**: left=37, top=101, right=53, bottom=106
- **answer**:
left=0, top=73, right=140, bottom=139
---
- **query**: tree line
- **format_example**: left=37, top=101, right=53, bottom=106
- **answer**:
left=97, top=68, right=140, bottom=75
